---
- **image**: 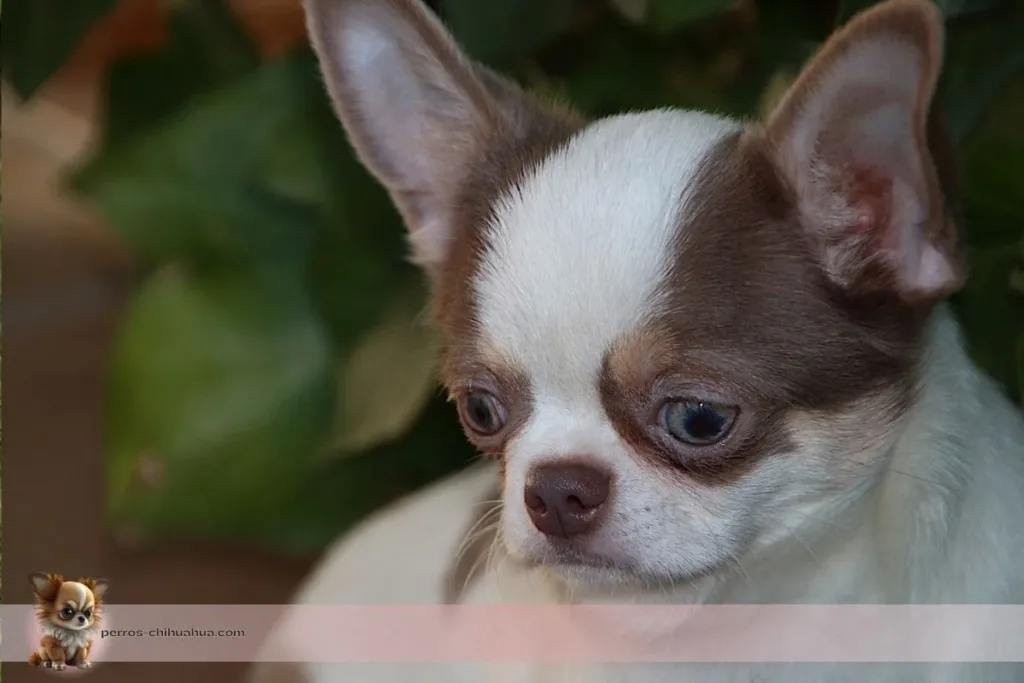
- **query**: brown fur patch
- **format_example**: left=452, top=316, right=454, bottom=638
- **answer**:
left=431, top=80, right=584, bottom=449
left=599, top=130, right=927, bottom=486
left=30, top=572, right=64, bottom=601
left=595, top=0, right=960, bottom=487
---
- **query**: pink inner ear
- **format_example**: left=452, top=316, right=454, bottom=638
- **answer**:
left=769, top=33, right=962, bottom=301
left=845, top=167, right=894, bottom=244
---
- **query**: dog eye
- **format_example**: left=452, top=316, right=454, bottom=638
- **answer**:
left=660, top=400, right=737, bottom=445
left=83, top=609, right=92, bottom=618
left=60, top=608, right=75, bottom=619
left=458, top=390, right=507, bottom=436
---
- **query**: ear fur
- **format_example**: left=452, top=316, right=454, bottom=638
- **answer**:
left=30, top=573, right=63, bottom=601
left=763, top=0, right=964, bottom=304
left=303, top=0, right=578, bottom=273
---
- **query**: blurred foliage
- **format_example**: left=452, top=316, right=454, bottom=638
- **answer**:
left=2, top=0, right=1022, bottom=555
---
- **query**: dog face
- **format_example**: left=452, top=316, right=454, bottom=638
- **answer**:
left=31, top=574, right=108, bottom=631
left=306, top=0, right=964, bottom=586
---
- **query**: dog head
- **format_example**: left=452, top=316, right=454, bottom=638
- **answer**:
left=306, top=0, right=963, bottom=587
left=31, top=573, right=108, bottom=631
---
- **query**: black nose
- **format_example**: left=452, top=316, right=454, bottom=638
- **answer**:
left=77, top=615, right=86, bottom=623
left=524, top=462, right=611, bottom=538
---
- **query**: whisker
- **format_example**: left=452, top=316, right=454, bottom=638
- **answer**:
left=792, top=530, right=822, bottom=567
left=883, top=467, right=949, bottom=489
left=450, top=505, right=504, bottom=596
left=727, top=550, right=755, bottom=589
left=784, top=507, right=855, bottom=533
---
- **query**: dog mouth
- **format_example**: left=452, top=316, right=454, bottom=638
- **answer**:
left=54, top=619, right=93, bottom=631
left=514, top=538, right=729, bottom=588
left=517, top=540, right=638, bottom=578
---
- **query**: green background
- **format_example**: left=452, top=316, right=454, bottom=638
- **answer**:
left=2, top=0, right=1022, bottom=557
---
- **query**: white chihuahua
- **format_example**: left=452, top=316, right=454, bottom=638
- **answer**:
left=251, top=0, right=1024, bottom=681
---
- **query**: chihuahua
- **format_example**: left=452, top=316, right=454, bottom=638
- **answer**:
left=251, top=0, right=1024, bottom=681
left=29, top=573, right=108, bottom=670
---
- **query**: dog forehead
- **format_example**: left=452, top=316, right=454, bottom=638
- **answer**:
left=57, top=581, right=90, bottom=606
left=472, top=110, right=739, bottom=392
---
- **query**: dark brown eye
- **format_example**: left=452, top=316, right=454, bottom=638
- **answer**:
left=83, top=609, right=92, bottom=618
left=660, top=400, right=738, bottom=445
left=60, top=607, right=75, bottom=620
left=459, top=390, right=506, bottom=436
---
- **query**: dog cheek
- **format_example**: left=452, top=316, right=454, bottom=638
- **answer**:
left=604, top=458, right=745, bottom=574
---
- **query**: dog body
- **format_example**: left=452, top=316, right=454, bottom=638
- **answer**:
left=251, top=0, right=1024, bottom=680
left=29, top=574, right=108, bottom=670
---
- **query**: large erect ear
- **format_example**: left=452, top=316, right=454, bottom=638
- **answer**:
left=304, top=0, right=563, bottom=271
left=764, top=0, right=964, bottom=304
left=30, top=572, right=63, bottom=600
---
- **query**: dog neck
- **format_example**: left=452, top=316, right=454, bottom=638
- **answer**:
left=41, top=621, right=98, bottom=648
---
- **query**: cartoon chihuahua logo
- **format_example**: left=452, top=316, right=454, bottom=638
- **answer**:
left=28, top=573, right=108, bottom=671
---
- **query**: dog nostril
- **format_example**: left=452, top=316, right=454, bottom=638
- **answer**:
left=525, top=492, right=547, bottom=514
left=565, top=495, right=586, bottom=513
left=523, top=461, right=611, bottom=538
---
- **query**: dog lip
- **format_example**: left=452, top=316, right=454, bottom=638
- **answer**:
left=519, top=541, right=730, bottom=585
left=525, top=541, right=628, bottom=572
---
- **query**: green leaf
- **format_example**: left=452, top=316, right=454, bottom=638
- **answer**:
left=840, top=0, right=1002, bottom=23
left=107, top=264, right=336, bottom=542
left=442, top=0, right=577, bottom=67
left=723, top=0, right=823, bottom=116
left=959, top=75, right=1024, bottom=248
left=961, top=139, right=1024, bottom=247
left=951, top=245, right=1024, bottom=401
left=837, top=0, right=880, bottom=23
left=1, top=0, right=116, bottom=99
left=1017, top=330, right=1024, bottom=407
left=78, top=48, right=418, bottom=350
left=257, top=394, right=475, bottom=556
left=550, top=22, right=729, bottom=117
left=646, top=0, right=735, bottom=33
left=940, top=2, right=1024, bottom=142
left=936, top=0, right=1004, bottom=17
left=609, top=0, right=647, bottom=23
left=328, top=285, right=440, bottom=456
left=73, top=55, right=334, bottom=266
left=102, top=0, right=260, bottom=147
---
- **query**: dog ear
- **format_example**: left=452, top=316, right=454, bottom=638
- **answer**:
left=30, top=573, right=63, bottom=600
left=303, top=0, right=574, bottom=273
left=762, top=0, right=964, bottom=305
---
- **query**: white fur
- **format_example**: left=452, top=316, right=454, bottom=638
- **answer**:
left=476, top=110, right=738, bottom=386
left=70, top=582, right=88, bottom=610
left=40, top=622, right=98, bottom=664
